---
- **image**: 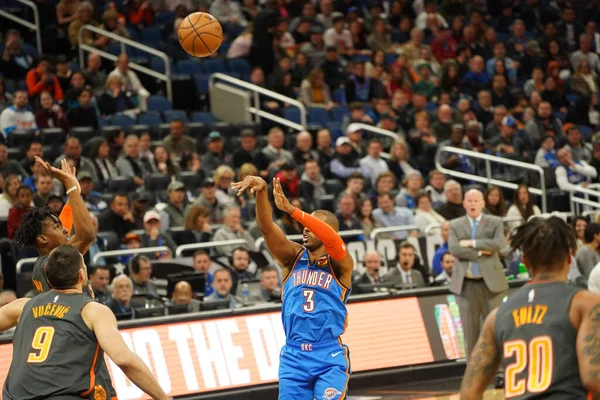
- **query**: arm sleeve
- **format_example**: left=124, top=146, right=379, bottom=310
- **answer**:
left=59, top=203, right=73, bottom=236
left=291, top=208, right=347, bottom=261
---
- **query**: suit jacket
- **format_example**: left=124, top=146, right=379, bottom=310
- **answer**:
left=385, top=267, right=426, bottom=288
left=448, top=214, right=508, bottom=295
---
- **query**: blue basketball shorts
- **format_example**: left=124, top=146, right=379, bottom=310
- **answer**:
left=278, top=338, right=351, bottom=400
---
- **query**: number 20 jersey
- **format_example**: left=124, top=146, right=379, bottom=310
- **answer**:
left=494, top=282, right=586, bottom=399
left=281, top=248, right=350, bottom=343
left=3, top=290, right=108, bottom=400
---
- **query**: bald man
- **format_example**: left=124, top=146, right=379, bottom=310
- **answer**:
left=448, top=189, right=508, bottom=357
left=356, top=251, right=383, bottom=285
left=171, top=281, right=201, bottom=312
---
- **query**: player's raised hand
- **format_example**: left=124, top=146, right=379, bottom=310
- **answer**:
left=273, top=177, right=295, bottom=214
left=231, top=175, right=267, bottom=196
left=35, top=157, right=81, bottom=193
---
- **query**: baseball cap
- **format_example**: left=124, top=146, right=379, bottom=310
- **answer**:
left=336, top=137, right=352, bottom=147
left=208, top=131, right=223, bottom=142
left=346, top=123, right=362, bottom=135
left=502, top=116, right=517, bottom=127
left=77, top=171, right=93, bottom=181
left=202, top=177, right=216, bottom=187
left=124, top=232, right=141, bottom=243
left=131, top=191, right=151, bottom=202
left=167, top=181, right=185, bottom=192
left=143, top=210, right=160, bottom=223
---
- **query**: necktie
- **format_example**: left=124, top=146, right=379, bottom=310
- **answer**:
left=471, top=219, right=481, bottom=277
left=374, top=276, right=380, bottom=284
left=406, top=272, right=412, bottom=284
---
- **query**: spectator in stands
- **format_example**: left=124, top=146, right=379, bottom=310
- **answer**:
left=170, top=281, right=201, bottom=312
left=430, top=104, right=453, bottom=142
left=26, top=57, right=64, bottom=102
left=116, top=135, right=152, bottom=186
left=431, top=220, right=450, bottom=276
left=565, top=126, right=593, bottom=163
left=204, top=269, right=237, bottom=308
left=573, top=217, right=588, bottom=249
left=232, top=129, right=258, bottom=169
left=98, top=9, right=130, bottom=45
left=367, top=18, right=394, bottom=53
left=211, top=165, right=236, bottom=205
left=108, top=274, right=133, bottom=318
left=98, top=193, right=136, bottom=240
left=434, top=252, right=454, bottom=285
left=541, top=76, right=569, bottom=112
left=0, top=144, right=27, bottom=179
left=570, top=34, right=600, bottom=79
left=88, top=138, right=120, bottom=186
left=88, top=265, right=112, bottom=305
left=486, top=43, right=518, bottom=83
left=35, top=91, right=69, bottom=132
left=399, top=28, right=428, bottom=67
left=354, top=198, right=380, bottom=237
left=127, top=191, right=148, bottom=229
left=79, top=171, right=106, bottom=213
left=505, top=184, right=541, bottom=230
left=373, top=192, right=417, bottom=240
left=335, top=172, right=366, bottom=207
left=210, top=0, right=247, bottom=31
left=66, top=87, right=98, bottom=130
left=256, top=127, right=293, bottom=178
left=345, top=61, right=383, bottom=104
left=425, top=170, right=447, bottom=208
left=575, top=223, right=600, bottom=279
left=299, top=159, right=326, bottom=203
left=55, top=55, right=73, bottom=94
left=385, top=242, right=426, bottom=288
left=355, top=251, right=384, bottom=287
left=0, top=29, right=35, bottom=80
left=274, top=162, right=299, bottom=199
left=192, top=250, right=214, bottom=297
left=187, top=178, right=226, bottom=224
left=555, top=148, right=598, bottom=191
left=7, top=186, right=33, bottom=239
left=359, top=139, right=389, bottom=186
left=461, top=56, right=490, bottom=98
left=342, top=103, right=374, bottom=133
left=0, top=175, right=20, bottom=218
left=571, top=60, right=598, bottom=97
left=299, top=67, right=333, bottom=109
left=483, top=186, right=507, bottom=217
left=212, top=205, right=256, bottom=256
left=126, top=0, right=153, bottom=27
left=320, top=47, right=347, bottom=92
left=526, top=101, right=565, bottom=146
left=128, top=255, right=158, bottom=296
left=292, top=131, right=319, bottom=167
left=489, top=115, right=527, bottom=162
left=483, top=104, right=506, bottom=141
left=0, top=90, right=37, bottom=138
left=158, top=181, right=187, bottom=231
left=315, top=129, right=335, bottom=169
left=152, top=145, right=180, bottom=178
left=324, top=15, right=352, bottom=53
left=250, top=267, right=279, bottom=303
left=396, top=171, right=424, bottom=209
left=19, top=141, right=42, bottom=176
left=301, top=28, right=327, bottom=68
left=345, top=123, right=366, bottom=157
left=292, top=18, right=312, bottom=48
left=97, top=76, right=136, bottom=116
left=367, top=171, right=395, bottom=206
left=107, top=54, right=150, bottom=111
left=335, top=195, right=362, bottom=232
left=200, top=131, right=232, bottom=173
left=330, top=137, right=367, bottom=180
left=473, top=91, right=492, bottom=129
left=32, top=173, right=53, bottom=208
left=140, top=210, right=177, bottom=258
left=54, top=137, right=98, bottom=181
left=228, top=247, right=257, bottom=293
left=291, top=52, right=311, bottom=89
left=490, top=74, right=516, bottom=110
left=414, top=191, right=446, bottom=234
left=82, top=53, right=106, bottom=96
left=184, top=205, right=212, bottom=243
left=386, top=140, right=416, bottom=184
left=162, top=119, right=196, bottom=159
left=436, top=179, right=465, bottom=220
left=47, top=195, right=65, bottom=215
left=68, top=2, right=102, bottom=48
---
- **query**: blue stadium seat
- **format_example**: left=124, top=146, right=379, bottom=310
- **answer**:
left=138, top=111, right=163, bottom=126
left=227, top=58, right=251, bottom=79
left=147, top=95, right=172, bottom=112
left=331, top=105, right=349, bottom=122
left=177, top=60, right=202, bottom=75
left=566, top=94, right=580, bottom=105
left=192, top=112, right=216, bottom=124
left=151, top=58, right=177, bottom=74
left=553, top=111, right=567, bottom=123
left=154, top=11, right=175, bottom=26
left=98, top=116, right=112, bottom=127
left=385, top=53, right=397, bottom=66
left=164, top=109, right=189, bottom=123
left=308, top=107, right=331, bottom=124
left=218, top=42, right=231, bottom=56
left=202, top=59, right=226, bottom=74
left=326, top=121, right=343, bottom=139
left=126, top=27, right=140, bottom=41
left=332, top=88, right=345, bottom=104
left=69, top=62, right=80, bottom=72
left=193, top=74, right=210, bottom=94
left=283, top=108, right=302, bottom=124
left=142, top=27, right=163, bottom=43
left=111, top=114, right=136, bottom=128
left=351, top=55, right=370, bottom=63
left=580, top=125, right=593, bottom=139
left=425, top=102, right=438, bottom=112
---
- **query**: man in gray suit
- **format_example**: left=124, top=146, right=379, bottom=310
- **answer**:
left=385, top=242, right=426, bottom=289
left=449, top=189, right=508, bottom=357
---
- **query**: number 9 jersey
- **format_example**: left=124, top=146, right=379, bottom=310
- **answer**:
left=494, top=282, right=586, bottom=399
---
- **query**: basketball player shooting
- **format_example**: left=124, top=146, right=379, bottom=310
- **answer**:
left=232, top=176, right=354, bottom=400
left=460, top=217, right=600, bottom=399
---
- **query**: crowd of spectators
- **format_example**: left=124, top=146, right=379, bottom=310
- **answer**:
left=5, top=0, right=600, bottom=319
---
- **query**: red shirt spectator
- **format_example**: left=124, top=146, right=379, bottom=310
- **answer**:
left=431, top=29, right=458, bottom=64
left=275, top=163, right=300, bottom=198
left=8, top=186, right=33, bottom=239
left=128, top=0, right=153, bottom=27
left=25, top=57, right=64, bottom=101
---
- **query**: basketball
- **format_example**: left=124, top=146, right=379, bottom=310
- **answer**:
left=178, top=12, right=223, bottom=58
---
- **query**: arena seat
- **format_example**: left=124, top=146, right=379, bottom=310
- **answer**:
left=138, top=111, right=163, bottom=126
left=8, top=129, right=36, bottom=149
left=178, top=60, right=202, bottom=75
left=40, top=128, right=66, bottom=147
left=146, top=173, right=171, bottom=193
left=111, top=114, right=137, bottom=129
left=107, top=177, right=137, bottom=193
left=192, top=111, right=216, bottom=124
left=147, top=95, right=173, bottom=112
left=308, top=107, right=332, bottom=125
left=70, top=127, right=96, bottom=146
left=202, top=59, right=226, bottom=74
left=164, top=109, right=189, bottom=123
left=227, top=58, right=251, bottom=80
left=283, top=108, right=302, bottom=124
left=331, top=105, right=349, bottom=122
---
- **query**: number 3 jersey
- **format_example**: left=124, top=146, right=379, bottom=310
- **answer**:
left=281, top=249, right=350, bottom=344
left=3, top=290, right=109, bottom=400
left=494, top=282, right=586, bottom=399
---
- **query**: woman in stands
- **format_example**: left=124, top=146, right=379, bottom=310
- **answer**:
left=387, top=139, right=417, bottom=184
left=0, top=175, right=20, bottom=218
left=104, top=128, right=125, bottom=162
left=153, top=145, right=180, bottom=178
left=574, top=223, right=600, bottom=278
left=214, top=165, right=237, bottom=205
left=184, top=205, right=212, bottom=243
left=355, top=198, right=381, bottom=237
left=414, top=191, right=446, bottom=235
left=366, top=50, right=389, bottom=84
left=299, top=67, right=334, bottom=110
left=180, top=152, right=202, bottom=175
left=89, top=138, right=120, bottom=187
left=573, top=216, right=588, bottom=248
left=291, top=52, right=310, bottom=90
left=439, top=61, right=460, bottom=101
left=571, top=60, right=598, bottom=97
left=483, top=186, right=507, bottom=217
left=396, top=171, right=424, bottom=209
left=35, top=90, right=70, bottom=132
left=97, top=76, right=136, bottom=117
left=505, top=184, right=542, bottom=230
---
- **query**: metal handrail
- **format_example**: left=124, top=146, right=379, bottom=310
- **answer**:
left=77, top=24, right=173, bottom=101
left=569, top=185, right=600, bottom=214
left=92, top=247, right=171, bottom=264
left=175, top=239, right=247, bottom=258
left=15, top=257, right=38, bottom=274
left=370, top=225, right=419, bottom=241
left=351, top=123, right=401, bottom=141
left=209, top=73, right=307, bottom=130
left=435, top=146, right=547, bottom=213
left=255, top=230, right=364, bottom=250
left=0, top=0, right=41, bottom=54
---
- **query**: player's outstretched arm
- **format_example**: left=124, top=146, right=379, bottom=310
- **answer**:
left=576, top=292, right=600, bottom=396
left=36, top=157, right=94, bottom=254
left=460, top=309, right=501, bottom=400
left=83, top=303, right=171, bottom=400
left=232, top=175, right=302, bottom=268
left=0, top=298, right=29, bottom=332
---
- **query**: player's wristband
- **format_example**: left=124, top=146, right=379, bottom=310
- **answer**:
left=66, top=186, right=79, bottom=196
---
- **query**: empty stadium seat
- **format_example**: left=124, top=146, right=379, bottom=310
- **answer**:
left=213, top=121, right=238, bottom=137
left=7, top=147, right=24, bottom=160
left=332, top=88, right=345, bottom=104
left=107, top=177, right=137, bottom=193
left=147, top=95, right=173, bottom=112
left=326, top=121, right=343, bottom=138
left=97, top=231, right=120, bottom=251
left=331, top=105, right=349, bottom=122
left=138, top=111, right=163, bottom=126
left=156, top=123, right=171, bottom=139
left=283, top=108, right=302, bottom=124
left=192, top=112, right=216, bottom=124
left=164, top=109, right=189, bottom=123
left=324, top=179, right=344, bottom=194
left=227, top=58, right=251, bottom=79
left=308, top=107, right=332, bottom=125
left=177, top=60, right=202, bottom=75
left=316, top=195, right=335, bottom=211
left=9, top=129, right=36, bottom=149
left=168, top=229, right=197, bottom=246
left=145, top=173, right=172, bottom=192
left=70, top=127, right=97, bottom=145
left=40, top=128, right=66, bottom=146
left=150, top=58, right=177, bottom=74
left=98, top=116, right=112, bottom=127
left=186, top=122, right=211, bottom=142
left=178, top=170, right=205, bottom=191
left=202, top=59, right=226, bottom=74
left=142, top=27, right=163, bottom=43
left=193, top=73, right=210, bottom=95
left=127, top=124, right=151, bottom=136
left=111, top=114, right=137, bottom=128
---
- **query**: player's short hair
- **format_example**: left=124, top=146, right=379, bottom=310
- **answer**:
left=13, top=207, right=59, bottom=248
left=510, top=216, right=577, bottom=273
left=45, top=245, right=83, bottom=289
left=312, top=210, right=339, bottom=232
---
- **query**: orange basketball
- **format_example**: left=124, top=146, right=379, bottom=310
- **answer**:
left=178, top=12, right=223, bottom=57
